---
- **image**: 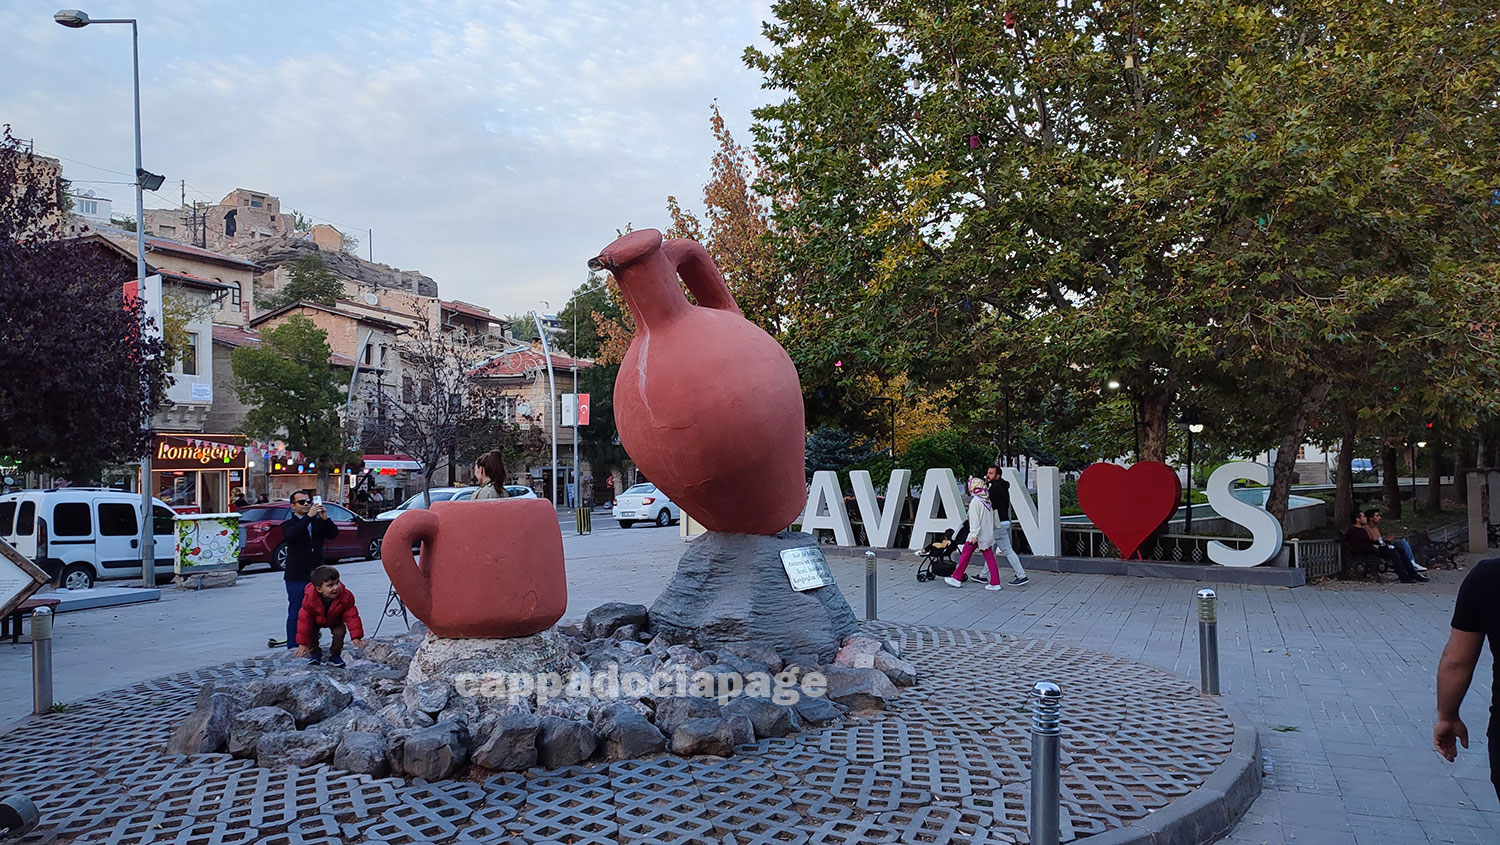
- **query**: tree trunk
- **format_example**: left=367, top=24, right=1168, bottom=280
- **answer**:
left=1382, top=444, right=1402, bottom=518
left=1455, top=436, right=1468, bottom=504
left=1333, top=426, right=1356, bottom=530
left=316, top=466, right=330, bottom=500
left=1267, top=381, right=1330, bottom=525
left=1138, top=390, right=1172, bottom=463
left=1426, top=438, right=1443, bottom=510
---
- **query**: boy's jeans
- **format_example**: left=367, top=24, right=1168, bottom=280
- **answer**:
left=308, top=623, right=347, bottom=659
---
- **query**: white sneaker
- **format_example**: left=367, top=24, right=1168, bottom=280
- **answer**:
left=943, top=576, right=964, bottom=588
left=984, top=583, right=1004, bottom=591
left=1413, top=563, right=1428, bottom=572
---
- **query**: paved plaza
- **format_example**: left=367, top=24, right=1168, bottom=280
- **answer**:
left=1, top=520, right=1496, bottom=843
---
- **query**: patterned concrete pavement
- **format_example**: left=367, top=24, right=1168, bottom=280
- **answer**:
left=1, top=523, right=1495, bottom=842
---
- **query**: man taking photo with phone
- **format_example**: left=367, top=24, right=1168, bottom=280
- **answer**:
left=279, top=491, right=340, bottom=652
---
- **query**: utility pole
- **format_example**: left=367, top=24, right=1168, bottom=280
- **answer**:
left=531, top=309, right=559, bottom=507
left=571, top=305, right=579, bottom=509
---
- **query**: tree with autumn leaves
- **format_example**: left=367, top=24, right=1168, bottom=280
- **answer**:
left=738, top=0, right=1500, bottom=521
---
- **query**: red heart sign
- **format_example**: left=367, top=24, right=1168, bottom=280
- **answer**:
left=1077, top=462, right=1182, bottom=560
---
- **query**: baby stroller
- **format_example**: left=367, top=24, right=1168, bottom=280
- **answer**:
left=915, top=524, right=967, bottom=582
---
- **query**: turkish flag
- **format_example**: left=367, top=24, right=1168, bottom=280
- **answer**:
left=577, top=394, right=590, bottom=426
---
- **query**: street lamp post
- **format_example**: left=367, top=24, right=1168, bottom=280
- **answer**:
left=1183, top=414, right=1204, bottom=533
left=56, top=9, right=160, bottom=586
left=1107, top=380, right=1140, bottom=459
left=531, top=309, right=559, bottom=507
left=1413, top=441, right=1427, bottom=512
left=571, top=305, right=579, bottom=509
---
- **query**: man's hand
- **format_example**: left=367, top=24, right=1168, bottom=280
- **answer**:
left=351, top=638, right=367, bottom=648
left=1434, top=716, right=1469, bottom=762
left=292, top=645, right=309, bottom=657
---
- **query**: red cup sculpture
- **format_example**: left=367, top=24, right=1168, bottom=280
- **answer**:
left=381, top=499, right=567, bottom=638
left=590, top=230, right=807, bottom=535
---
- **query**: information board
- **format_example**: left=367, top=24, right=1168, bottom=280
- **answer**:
left=779, top=546, right=835, bottom=592
left=0, top=537, right=50, bottom=618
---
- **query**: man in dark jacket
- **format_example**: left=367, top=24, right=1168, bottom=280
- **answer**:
left=1345, top=511, right=1425, bottom=583
left=280, top=491, right=340, bottom=650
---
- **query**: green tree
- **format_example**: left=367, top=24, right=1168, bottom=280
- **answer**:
left=746, top=0, right=1500, bottom=524
left=556, top=273, right=617, bottom=358
left=230, top=315, right=348, bottom=496
left=258, top=253, right=344, bottom=310
left=503, top=313, right=540, bottom=343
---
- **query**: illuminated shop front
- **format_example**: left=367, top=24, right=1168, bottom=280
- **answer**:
left=151, top=434, right=247, bottom=514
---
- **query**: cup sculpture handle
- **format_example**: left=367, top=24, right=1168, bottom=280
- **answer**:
left=381, top=509, right=437, bottom=622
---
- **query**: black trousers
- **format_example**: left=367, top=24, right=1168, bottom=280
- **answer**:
left=1378, top=547, right=1418, bottom=581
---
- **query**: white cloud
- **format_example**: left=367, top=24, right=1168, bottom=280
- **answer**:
left=0, top=0, right=779, bottom=315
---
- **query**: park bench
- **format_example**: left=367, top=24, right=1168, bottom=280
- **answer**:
left=1338, top=536, right=1390, bottom=582
left=1, top=597, right=61, bottom=645
left=1409, top=531, right=1461, bottom=570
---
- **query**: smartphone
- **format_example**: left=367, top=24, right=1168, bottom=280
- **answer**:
left=313, top=495, right=323, bottom=506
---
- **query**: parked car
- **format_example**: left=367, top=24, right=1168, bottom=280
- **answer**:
left=505, top=485, right=539, bottom=499
left=238, top=501, right=387, bottom=571
left=612, top=483, right=681, bottom=528
left=376, top=487, right=477, bottom=520
left=0, top=488, right=178, bottom=589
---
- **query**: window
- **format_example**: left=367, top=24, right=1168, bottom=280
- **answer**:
left=0, top=502, right=15, bottom=536
left=250, top=196, right=264, bottom=208
left=379, top=345, right=388, bottom=366
left=98, top=503, right=137, bottom=536
left=159, top=224, right=176, bottom=236
left=80, top=200, right=98, bottom=215
left=324, top=503, right=356, bottom=522
left=239, top=506, right=290, bottom=523
left=53, top=502, right=91, bottom=536
left=231, top=282, right=241, bottom=307
left=364, top=344, right=373, bottom=365
left=1296, top=446, right=1306, bottom=460
left=16, top=501, right=35, bottom=536
left=421, top=380, right=433, bottom=404
left=182, top=332, right=198, bottom=375
left=153, top=506, right=175, bottom=535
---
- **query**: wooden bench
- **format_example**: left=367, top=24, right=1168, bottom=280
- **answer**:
left=1339, top=537, right=1390, bottom=582
left=2, top=597, right=62, bottom=645
left=1410, top=532, right=1461, bottom=570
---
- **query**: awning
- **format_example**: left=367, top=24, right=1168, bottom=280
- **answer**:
left=363, top=454, right=421, bottom=471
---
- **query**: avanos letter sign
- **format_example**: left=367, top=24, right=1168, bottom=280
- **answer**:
left=799, top=461, right=1284, bottom=568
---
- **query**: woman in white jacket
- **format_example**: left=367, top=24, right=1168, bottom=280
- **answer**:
left=946, top=477, right=1004, bottom=590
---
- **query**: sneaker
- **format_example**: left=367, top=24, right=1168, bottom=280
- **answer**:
left=328, top=655, right=346, bottom=668
left=1009, top=576, right=1030, bottom=587
left=984, top=583, right=1004, bottom=591
left=306, top=650, right=322, bottom=666
left=943, top=576, right=964, bottom=588
left=1415, top=573, right=1430, bottom=583
left=1412, top=563, right=1428, bottom=572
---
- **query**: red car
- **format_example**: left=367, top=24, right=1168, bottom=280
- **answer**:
left=236, top=501, right=388, bottom=571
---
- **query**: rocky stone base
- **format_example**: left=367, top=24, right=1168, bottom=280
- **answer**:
left=165, top=604, right=916, bottom=781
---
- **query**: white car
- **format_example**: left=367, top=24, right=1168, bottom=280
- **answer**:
left=612, top=483, right=681, bottom=528
left=0, top=488, right=178, bottom=589
left=451, top=485, right=539, bottom=501
left=376, top=487, right=475, bottom=520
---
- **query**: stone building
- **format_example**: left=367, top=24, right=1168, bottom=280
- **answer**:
left=471, top=339, right=593, bottom=503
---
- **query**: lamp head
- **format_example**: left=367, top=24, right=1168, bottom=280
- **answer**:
left=54, top=9, right=90, bottom=27
left=1417, top=441, right=1427, bottom=449
left=1106, top=380, right=1121, bottom=390
left=1188, top=423, right=1204, bottom=434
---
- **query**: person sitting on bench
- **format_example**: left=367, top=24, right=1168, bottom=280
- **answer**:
left=1346, top=511, right=1426, bottom=583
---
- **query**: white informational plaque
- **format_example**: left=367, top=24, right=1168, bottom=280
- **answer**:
left=0, top=537, right=50, bottom=618
left=779, top=546, right=835, bottom=592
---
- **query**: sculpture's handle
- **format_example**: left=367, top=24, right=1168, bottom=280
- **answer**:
left=381, top=509, right=437, bottom=621
left=664, top=239, right=741, bottom=315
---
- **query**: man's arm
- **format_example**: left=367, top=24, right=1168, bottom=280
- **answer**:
left=1434, top=628, right=1485, bottom=761
left=281, top=517, right=311, bottom=550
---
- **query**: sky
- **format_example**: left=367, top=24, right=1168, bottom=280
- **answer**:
left=0, top=0, right=779, bottom=316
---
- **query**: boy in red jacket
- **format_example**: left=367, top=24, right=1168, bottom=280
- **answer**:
left=293, top=565, right=365, bottom=666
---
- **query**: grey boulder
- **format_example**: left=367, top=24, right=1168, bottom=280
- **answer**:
left=227, top=706, right=297, bottom=758
left=873, top=651, right=918, bottom=687
left=818, top=665, right=898, bottom=714
left=595, top=708, right=666, bottom=761
left=669, top=718, right=737, bottom=757
left=471, top=708, right=540, bottom=771
left=252, top=673, right=352, bottom=728
left=166, top=689, right=245, bottom=755
left=536, top=716, right=597, bottom=768
left=651, top=696, right=722, bottom=738
left=792, top=696, right=844, bottom=728
left=334, top=731, right=390, bottom=777
left=255, top=729, right=338, bottom=768
left=402, top=720, right=470, bottom=780
left=583, top=602, right=650, bottom=640
left=722, top=697, right=801, bottom=739
left=403, top=679, right=453, bottom=716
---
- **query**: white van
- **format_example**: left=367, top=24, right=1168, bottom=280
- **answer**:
left=0, top=489, right=178, bottom=589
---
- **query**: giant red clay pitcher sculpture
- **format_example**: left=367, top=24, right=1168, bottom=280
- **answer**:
left=590, top=230, right=856, bottom=660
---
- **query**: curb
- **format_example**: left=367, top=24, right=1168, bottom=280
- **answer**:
left=1078, top=696, right=1263, bottom=844
left=823, top=546, right=1305, bottom=587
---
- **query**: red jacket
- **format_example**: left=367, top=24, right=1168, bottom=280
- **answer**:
left=297, top=583, right=364, bottom=647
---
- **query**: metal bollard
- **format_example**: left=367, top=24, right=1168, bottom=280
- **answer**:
left=31, top=607, right=53, bottom=715
left=865, top=551, right=878, bottom=621
left=0, top=793, right=40, bottom=839
left=576, top=506, right=592, bottom=535
left=1029, top=681, right=1063, bottom=845
left=1197, top=588, right=1220, bottom=695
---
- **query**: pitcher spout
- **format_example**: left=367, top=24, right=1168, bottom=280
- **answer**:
left=588, top=228, right=688, bottom=329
